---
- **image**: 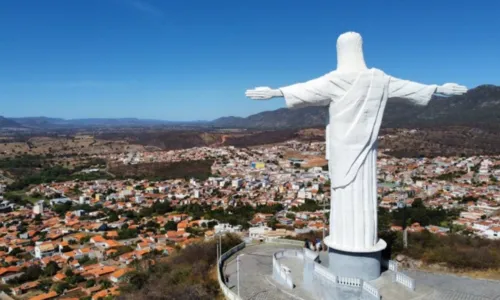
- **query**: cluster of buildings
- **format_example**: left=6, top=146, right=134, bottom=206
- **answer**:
left=108, top=146, right=232, bottom=165
left=378, top=154, right=500, bottom=238
left=0, top=140, right=498, bottom=299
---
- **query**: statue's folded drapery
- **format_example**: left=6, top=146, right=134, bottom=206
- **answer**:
left=280, top=68, right=438, bottom=251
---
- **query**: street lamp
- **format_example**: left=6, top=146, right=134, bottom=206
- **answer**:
left=219, top=234, right=222, bottom=259
left=237, top=254, right=244, bottom=297
left=323, top=197, right=326, bottom=241
left=397, top=199, right=408, bottom=249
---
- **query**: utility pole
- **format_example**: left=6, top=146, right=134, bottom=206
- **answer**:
left=322, top=197, right=326, bottom=241
left=219, top=234, right=222, bottom=259
left=398, top=199, right=408, bottom=249
left=237, top=254, right=244, bottom=297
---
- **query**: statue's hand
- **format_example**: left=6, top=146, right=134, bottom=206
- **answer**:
left=436, top=83, right=468, bottom=96
left=245, top=87, right=283, bottom=100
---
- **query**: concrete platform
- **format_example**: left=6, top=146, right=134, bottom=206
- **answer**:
left=222, top=243, right=500, bottom=300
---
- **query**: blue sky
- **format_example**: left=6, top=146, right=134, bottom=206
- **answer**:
left=0, top=0, right=498, bottom=121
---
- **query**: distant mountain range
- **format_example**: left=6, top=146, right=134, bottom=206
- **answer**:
left=0, top=117, right=207, bottom=130
left=212, top=85, right=500, bottom=130
left=0, top=116, right=24, bottom=129
left=2, top=85, right=499, bottom=130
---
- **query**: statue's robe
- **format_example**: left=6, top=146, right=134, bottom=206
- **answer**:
left=280, top=68, right=437, bottom=251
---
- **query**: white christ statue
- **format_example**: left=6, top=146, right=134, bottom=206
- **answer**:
left=246, top=32, right=467, bottom=258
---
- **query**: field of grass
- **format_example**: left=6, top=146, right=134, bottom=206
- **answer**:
left=4, top=190, right=42, bottom=204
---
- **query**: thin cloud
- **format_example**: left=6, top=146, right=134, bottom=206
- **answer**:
left=128, top=0, right=164, bottom=17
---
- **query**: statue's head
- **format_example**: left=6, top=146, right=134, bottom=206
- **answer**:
left=336, top=31, right=368, bottom=72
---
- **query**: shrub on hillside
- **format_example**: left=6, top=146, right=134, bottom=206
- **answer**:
left=385, top=230, right=500, bottom=270
left=121, top=233, right=242, bottom=300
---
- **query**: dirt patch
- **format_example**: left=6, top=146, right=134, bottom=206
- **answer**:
left=284, top=151, right=327, bottom=168
left=109, top=159, right=214, bottom=180
left=0, top=136, right=145, bottom=158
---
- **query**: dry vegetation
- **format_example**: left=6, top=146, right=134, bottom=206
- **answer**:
left=379, top=230, right=500, bottom=280
left=109, top=160, right=214, bottom=181
left=121, top=234, right=242, bottom=300
left=380, top=127, right=500, bottom=157
left=0, top=135, right=145, bottom=158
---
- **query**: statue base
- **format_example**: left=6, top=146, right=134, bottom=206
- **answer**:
left=324, top=237, right=387, bottom=281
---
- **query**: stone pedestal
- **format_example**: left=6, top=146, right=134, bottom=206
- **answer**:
left=325, top=237, right=386, bottom=281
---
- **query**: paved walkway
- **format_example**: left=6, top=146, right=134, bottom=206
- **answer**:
left=222, top=243, right=500, bottom=300
left=223, top=243, right=313, bottom=300
left=404, top=270, right=500, bottom=300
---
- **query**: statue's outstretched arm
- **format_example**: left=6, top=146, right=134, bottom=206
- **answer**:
left=246, top=74, right=336, bottom=109
left=245, top=87, right=283, bottom=100
left=388, top=76, right=467, bottom=106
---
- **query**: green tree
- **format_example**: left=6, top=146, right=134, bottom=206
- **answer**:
left=86, top=279, right=96, bottom=288
left=61, top=245, right=72, bottom=253
left=9, top=247, right=22, bottom=256
left=100, top=279, right=112, bottom=289
left=267, top=217, right=278, bottom=230
left=164, top=221, right=177, bottom=231
left=44, top=261, right=60, bottom=276
left=107, top=211, right=119, bottom=222
left=118, top=228, right=138, bottom=240
left=53, top=282, right=69, bottom=294
left=411, top=198, right=425, bottom=209
left=378, top=207, right=392, bottom=233
left=77, top=255, right=91, bottom=265
left=79, top=236, right=91, bottom=244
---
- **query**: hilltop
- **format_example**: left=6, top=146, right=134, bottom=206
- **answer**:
left=0, top=116, right=23, bottom=129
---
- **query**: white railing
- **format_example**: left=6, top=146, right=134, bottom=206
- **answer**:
left=218, top=242, right=246, bottom=300
left=336, top=276, right=362, bottom=287
left=362, top=281, right=381, bottom=299
left=280, top=249, right=303, bottom=258
left=388, top=260, right=398, bottom=272
left=276, top=263, right=293, bottom=289
left=395, top=272, right=415, bottom=291
left=304, top=248, right=319, bottom=261
left=217, top=238, right=384, bottom=299
left=273, top=254, right=290, bottom=288
left=313, top=263, right=336, bottom=283
left=269, top=238, right=304, bottom=246
left=272, top=248, right=305, bottom=289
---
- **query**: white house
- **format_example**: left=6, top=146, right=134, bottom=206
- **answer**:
left=473, top=221, right=491, bottom=232
left=291, top=183, right=303, bottom=191
left=79, top=195, right=91, bottom=205
left=249, top=226, right=272, bottom=240
left=33, top=201, right=44, bottom=215
left=34, top=242, right=56, bottom=259
left=214, top=223, right=242, bottom=235
left=135, top=196, right=144, bottom=204
left=232, top=179, right=243, bottom=188
left=484, top=226, right=500, bottom=239
left=49, top=197, right=72, bottom=206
